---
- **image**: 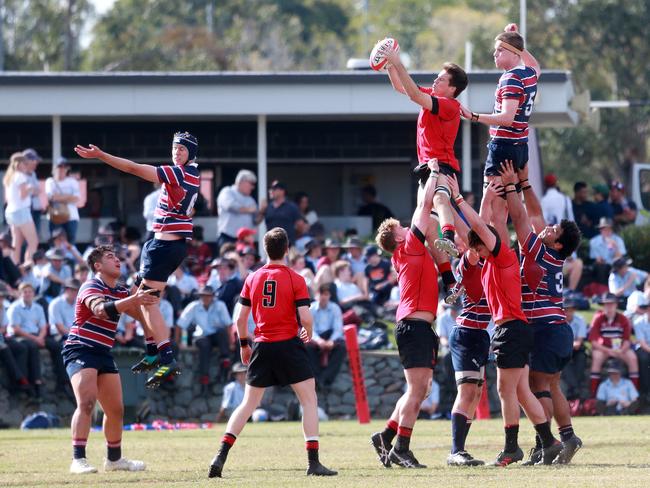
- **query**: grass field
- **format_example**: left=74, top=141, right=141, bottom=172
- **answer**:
left=1, top=417, right=649, bottom=488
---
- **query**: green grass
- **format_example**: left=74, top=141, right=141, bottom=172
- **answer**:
left=1, top=417, right=649, bottom=487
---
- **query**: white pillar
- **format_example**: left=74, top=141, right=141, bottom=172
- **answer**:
left=461, top=42, right=473, bottom=192
left=520, top=0, right=527, bottom=41
left=52, top=115, right=62, bottom=167
left=257, top=114, right=268, bottom=258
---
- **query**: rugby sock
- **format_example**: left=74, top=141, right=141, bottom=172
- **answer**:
left=394, top=425, right=412, bottom=452
left=157, top=339, right=174, bottom=365
left=504, top=424, right=519, bottom=452
left=217, top=433, right=237, bottom=460
left=441, top=224, right=456, bottom=243
left=106, top=440, right=121, bottom=462
left=590, top=373, right=601, bottom=397
left=145, top=336, right=158, bottom=357
left=438, top=261, right=455, bottom=288
left=72, top=438, right=87, bottom=459
left=464, top=419, right=472, bottom=439
left=306, top=438, right=320, bottom=465
left=630, top=372, right=640, bottom=389
left=382, top=419, right=398, bottom=443
left=559, top=424, right=574, bottom=443
left=534, top=421, right=556, bottom=449
left=534, top=434, right=542, bottom=450
left=450, top=412, right=468, bottom=454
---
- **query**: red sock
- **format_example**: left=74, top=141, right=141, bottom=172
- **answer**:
left=438, top=261, right=452, bottom=274
left=221, top=433, right=237, bottom=446
left=441, top=224, right=455, bottom=233
left=590, top=375, right=600, bottom=397
left=630, top=374, right=640, bottom=390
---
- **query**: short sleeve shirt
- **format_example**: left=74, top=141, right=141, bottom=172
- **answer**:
left=153, top=162, right=200, bottom=238
left=589, top=311, right=631, bottom=348
left=7, top=299, right=47, bottom=336
left=416, top=86, right=461, bottom=171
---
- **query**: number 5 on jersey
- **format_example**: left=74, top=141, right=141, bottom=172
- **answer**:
left=262, top=280, right=277, bottom=307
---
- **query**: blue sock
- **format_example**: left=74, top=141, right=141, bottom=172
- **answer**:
left=145, top=336, right=157, bottom=357
left=451, top=412, right=468, bottom=454
left=157, top=339, right=175, bottom=365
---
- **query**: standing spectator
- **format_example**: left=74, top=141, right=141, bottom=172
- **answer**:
left=589, top=293, right=639, bottom=397
left=561, top=299, right=588, bottom=400
left=216, top=362, right=248, bottom=422
left=0, top=231, right=21, bottom=290
left=307, top=284, right=346, bottom=388
left=592, top=184, right=614, bottom=223
left=212, top=258, right=244, bottom=315
left=609, top=180, right=637, bottom=227
left=294, top=191, right=319, bottom=226
left=572, top=182, right=597, bottom=239
left=589, top=217, right=626, bottom=284
left=47, top=278, right=79, bottom=341
left=142, top=183, right=161, bottom=241
left=364, top=245, right=395, bottom=306
left=609, top=258, right=641, bottom=309
left=596, top=362, right=639, bottom=415
left=632, top=298, right=650, bottom=402
left=259, top=181, right=301, bottom=244
left=216, top=170, right=258, bottom=250
left=0, top=285, right=30, bottom=393
left=22, top=148, right=44, bottom=239
left=176, top=286, right=232, bottom=393
left=40, top=249, right=73, bottom=301
left=357, top=185, right=394, bottom=232
left=541, top=173, right=574, bottom=225
left=3, top=152, right=39, bottom=264
left=45, top=157, right=81, bottom=243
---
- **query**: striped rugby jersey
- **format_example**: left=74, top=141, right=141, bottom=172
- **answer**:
left=589, top=311, right=631, bottom=349
left=65, top=277, right=129, bottom=351
left=456, top=253, right=490, bottom=330
left=520, top=231, right=566, bottom=325
left=489, top=65, right=537, bottom=143
left=153, top=162, right=200, bottom=239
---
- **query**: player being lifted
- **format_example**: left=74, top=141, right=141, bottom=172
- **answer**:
left=74, top=131, right=200, bottom=388
left=63, top=245, right=158, bottom=474
left=499, top=161, right=583, bottom=464
left=371, top=159, right=440, bottom=469
left=208, top=227, right=336, bottom=478
left=380, top=45, right=468, bottom=302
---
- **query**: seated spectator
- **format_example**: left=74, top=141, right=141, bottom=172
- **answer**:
left=114, top=312, right=146, bottom=349
left=235, top=227, right=256, bottom=254
left=294, top=191, right=319, bottom=226
left=176, top=286, right=232, bottom=393
left=342, top=237, right=366, bottom=276
left=561, top=299, right=589, bottom=400
left=0, top=231, right=21, bottom=290
left=609, top=257, right=644, bottom=309
left=74, top=263, right=89, bottom=284
left=610, top=180, right=637, bottom=227
left=238, top=246, right=261, bottom=278
left=47, top=278, right=79, bottom=341
left=216, top=362, right=248, bottom=422
left=589, top=293, right=639, bottom=397
left=40, top=248, right=73, bottom=301
left=232, top=300, right=256, bottom=339
left=307, top=284, right=346, bottom=388
left=592, top=184, right=614, bottom=223
left=314, top=238, right=342, bottom=290
left=632, top=300, right=650, bottom=403
left=167, top=263, right=199, bottom=307
left=563, top=254, right=584, bottom=293
left=418, top=378, right=440, bottom=419
left=50, top=228, right=84, bottom=267
left=589, top=217, right=625, bottom=284
left=332, top=260, right=368, bottom=311
left=210, top=257, right=244, bottom=315
left=120, top=226, right=142, bottom=276
left=289, top=250, right=316, bottom=296
left=0, top=284, right=30, bottom=393
left=626, top=275, right=650, bottom=321
left=364, top=246, right=395, bottom=306
left=596, top=361, right=639, bottom=415
left=303, top=239, right=322, bottom=274
left=294, top=217, right=312, bottom=254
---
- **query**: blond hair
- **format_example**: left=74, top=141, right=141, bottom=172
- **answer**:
left=375, top=218, right=401, bottom=254
left=3, top=152, right=26, bottom=188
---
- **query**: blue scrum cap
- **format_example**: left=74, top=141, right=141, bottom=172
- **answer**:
left=173, top=131, right=198, bottom=162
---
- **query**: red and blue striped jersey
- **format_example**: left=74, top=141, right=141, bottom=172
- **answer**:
left=65, top=277, right=129, bottom=351
left=489, top=65, right=537, bottom=143
left=520, top=232, right=566, bottom=325
left=153, top=162, right=200, bottom=239
left=456, top=253, right=490, bottom=330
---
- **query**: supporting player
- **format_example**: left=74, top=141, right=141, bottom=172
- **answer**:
left=74, top=131, right=200, bottom=388
left=63, top=245, right=158, bottom=474
left=447, top=174, right=561, bottom=466
left=370, top=159, right=440, bottom=469
left=208, top=227, right=337, bottom=478
left=445, top=210, right=490, bottom=466
left=499, top=161, right=583, bottom=465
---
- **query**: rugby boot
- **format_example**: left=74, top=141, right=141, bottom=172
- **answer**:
left=435, top=237, right=460, bottom=259
left=306, top=462, right=338, bottom=476
left=208, top=456, right=225, bottom=478
left=536, top=440, right=563, bottom=465
left=490, top=447, right=524, bottom=467
left=447, top=450, right=485, bottom=466
left=145, top=360, right=181, bottom=389
left=521, top=447, right=542, bottom=466
left=388, top=448, right=427, bottom=468
left=103, top=458, right=146, bottom=471
left=70, top=458, right=97, bottom=474
left=553, top=435, right=583, bottom=465
left=131, top=355, right=159, bottom=374
left=370, top=432, right=392, bottom=468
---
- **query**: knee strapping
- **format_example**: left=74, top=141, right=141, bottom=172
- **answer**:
left=434, top=186, right=451, bottom=199
left=456, top=377, right=481, bottom=386
left=534, top=390, right=552, bottom=399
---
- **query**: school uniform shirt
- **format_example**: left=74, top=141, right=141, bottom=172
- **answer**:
left=568, top=314, right=588, bottom=341
left=177, top=299, right=231, bottom=337
left=48, top=295, right=75, bottom=335
left=633, top=315, right=650, bottom=346
left=309, top=301, right=344, bottom=342
left=7, top=299, right=47, bottom=336
left=596, top=378, right=639, bottom=404
left=589, top=234, right=626, bottom=265
left=489, top=65, right=538, bottom=144
left=221, top=380, right=245, bottom=411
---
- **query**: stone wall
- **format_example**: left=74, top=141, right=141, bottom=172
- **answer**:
left=0, top=348, right=407, bottom=428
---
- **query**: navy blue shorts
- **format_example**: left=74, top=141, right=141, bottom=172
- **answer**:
left=484, top=141, right=529, bottom=177
left=449, top=326, right=491, bottom=385
left=139, top=238, right=188, bottom=282
left=529, top=321, right=573, bottom=374
left=62, top=345, right=118, bottom=378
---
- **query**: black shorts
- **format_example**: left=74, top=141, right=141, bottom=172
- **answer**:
left=62, top=344, right=118, bottom=378
left=139, top=238, right=188, bottom=282
left=247, top=337, right=314, bottom=388
left=491, top=319, right=534, bottom=369
left=484, top=141, right=529, bottom=177
left=414, top=162, right=460, bottom=189
left=529, top=322, right=574, bottom=374
left=394, top=319, right=439, bottom=370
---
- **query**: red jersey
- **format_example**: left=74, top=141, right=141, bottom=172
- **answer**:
left=416, top=86, right=461, bottom=171
left=239, top=263, right=311, bottom=343
left=456, top=253, right=490, bottom=330
left=589, top=311, right=631, bottom=348
left=481, top=237, right=527, bottom=324
left=391, top=226, right=438, bottom=322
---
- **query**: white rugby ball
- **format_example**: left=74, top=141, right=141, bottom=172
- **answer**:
left=369, top=37, right=400, bottom=71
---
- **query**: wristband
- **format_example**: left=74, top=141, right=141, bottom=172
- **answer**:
left=104, top=301, right=119, bottom=321
left=454, top=195, right=464, bottom=205
left=471, top=112, right=479, bottom=122
left=429, top=170, right=439, bottom=179
left=239, top=337, right=250, bottom=348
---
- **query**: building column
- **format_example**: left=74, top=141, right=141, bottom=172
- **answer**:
left=461, top=41, right=473, bottom=192
left=52, top=115, right=62, bottom=165
left=257, top=114, right=267, bottom=257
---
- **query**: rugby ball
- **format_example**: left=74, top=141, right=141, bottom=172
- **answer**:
left=369, top=37, right=400, bottom=71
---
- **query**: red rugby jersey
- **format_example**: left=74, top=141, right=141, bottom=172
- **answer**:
left=239, top=263, right=311, bottom=343
left=481, top=237, right=527, bottom=324
left=391, top=226, right=438, bottom=322
left=416, top=86, right=461, bottom=171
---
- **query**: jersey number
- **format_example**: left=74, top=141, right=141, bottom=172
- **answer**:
left=554, top=271, right=563, bottom=295
left=524, top=90, right=537, bottom=116
left=186, top=193, right=198, bottom=216
left=262, top=280, right=277, bottom=307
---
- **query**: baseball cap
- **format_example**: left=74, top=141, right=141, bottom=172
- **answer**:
left=610, top=180, right=625, bottom=191
left=544, top=173, right=558, bottom=187
left=606, top=361, right=622, bottom=374
left=269, top=180, right=287, bottom=191
left=364, top=245, right=381, bottom=258
left=597, top=217, right=613, bottom=229
left=601, top=292, right=618, bottom=304
left=210, top=257, right=234, bottom=269
left=612, top=257, right=632, bottom=271
left=237, top=227, right=256, bottom=241
left=22, top=148, right=42, bottom=162
left=593, top=183, right=610, bottom=198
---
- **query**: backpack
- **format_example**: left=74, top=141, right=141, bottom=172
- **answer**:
left=20, top=411, right=60, bottom=430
